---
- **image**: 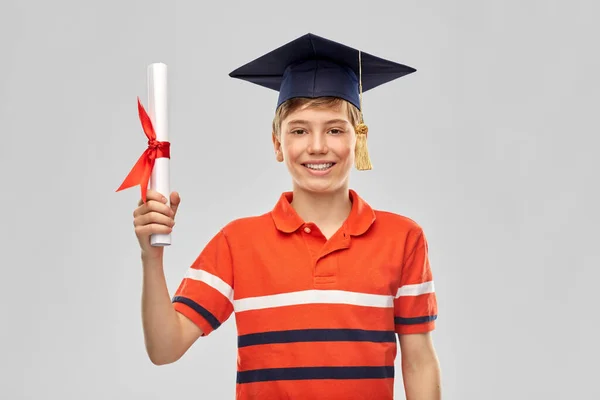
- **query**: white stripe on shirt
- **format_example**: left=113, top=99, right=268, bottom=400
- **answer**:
left=395, top=281, right=435, bottom=298
left=185, top=268, right=234, bottom=303
left=233, top=289, right=394, bottom=313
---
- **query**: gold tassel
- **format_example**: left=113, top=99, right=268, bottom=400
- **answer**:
left=354, top=50, right=372, bottom=170
left=355, top=122, right=372, bottom=170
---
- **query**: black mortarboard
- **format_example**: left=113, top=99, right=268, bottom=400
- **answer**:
left=228, top=32, right=416, bottom=111
left=229, top=33, right=416, bottom=171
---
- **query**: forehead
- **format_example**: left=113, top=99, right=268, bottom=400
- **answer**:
left=282, top=102, right=350, bottom=124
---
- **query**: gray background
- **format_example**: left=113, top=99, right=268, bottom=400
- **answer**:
left=1, top=0, right=598, bottom=399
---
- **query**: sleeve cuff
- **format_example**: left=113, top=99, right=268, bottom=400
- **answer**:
left=395, top=317, right=436, bottom=335
left=173, top=296, right=221, bottom=336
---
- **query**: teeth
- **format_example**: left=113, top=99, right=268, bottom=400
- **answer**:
left=305, top=163, right=333, bottom=170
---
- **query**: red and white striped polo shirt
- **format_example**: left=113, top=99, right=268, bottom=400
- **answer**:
left=172, top=189, right=438, bottom=399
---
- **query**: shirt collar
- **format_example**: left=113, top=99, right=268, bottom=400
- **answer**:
left=271, top=189, right=376, bottom=236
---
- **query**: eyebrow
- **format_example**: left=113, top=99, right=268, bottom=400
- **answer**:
left=325, top=119, right=350, bottom=125
left=286, top=119, right=350, bottom=126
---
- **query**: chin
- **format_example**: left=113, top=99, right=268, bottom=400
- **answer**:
left=293, top=179, right=347, bottom=195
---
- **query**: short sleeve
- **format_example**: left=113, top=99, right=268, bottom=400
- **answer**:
left=394, top=229, right=438, bottom=335
left=172, top=229, right=234, bottom=336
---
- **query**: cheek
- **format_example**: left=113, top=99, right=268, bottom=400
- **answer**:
left=282, top=140, right=301, bottom=160
left=334, top=137, right=355, bottom=158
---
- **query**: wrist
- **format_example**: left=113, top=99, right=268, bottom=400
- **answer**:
left=141, top=251, right=164, bottom=268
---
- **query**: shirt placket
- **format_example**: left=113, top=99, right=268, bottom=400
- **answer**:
left=300, top=223, right=351, bottom=288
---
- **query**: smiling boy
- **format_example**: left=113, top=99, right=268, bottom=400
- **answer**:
left=272, top=96, right=360, bottom=239
left=136, top=33, right=441, bottom=399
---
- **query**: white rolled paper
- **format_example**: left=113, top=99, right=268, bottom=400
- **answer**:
left=147, top=63, right=171, bottom=246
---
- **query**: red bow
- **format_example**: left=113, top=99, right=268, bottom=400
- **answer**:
left=116, top=97, right=170, bottom=203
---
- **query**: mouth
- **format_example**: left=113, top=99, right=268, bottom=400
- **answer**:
left=302, top=162, right=336, bottom=171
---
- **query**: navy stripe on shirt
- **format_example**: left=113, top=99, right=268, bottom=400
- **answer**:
left=172, top=296, right=221, bottom=330
left=237, top=366, right=395, bottom=384
left=394, top=315, right=437, bottom=325
left=238, top=328, right=396, bottom=348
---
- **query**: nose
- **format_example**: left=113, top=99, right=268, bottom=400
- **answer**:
left=308, top=132, right=328, bottom=154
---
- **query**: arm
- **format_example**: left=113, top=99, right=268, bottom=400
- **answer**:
left=141, top=253, right=203, bottom=365
left=394, top=226, right=441, bottom=397
left=398, top=332, right=441, bottom=400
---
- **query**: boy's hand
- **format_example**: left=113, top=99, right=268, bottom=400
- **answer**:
left=133, top=189, right=180, bottom=260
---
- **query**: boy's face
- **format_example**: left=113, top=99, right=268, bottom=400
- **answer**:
left=273, top=102, right=356, bottom=194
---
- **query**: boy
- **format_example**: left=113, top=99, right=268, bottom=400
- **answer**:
left=133, top=33, right=441, bottom=399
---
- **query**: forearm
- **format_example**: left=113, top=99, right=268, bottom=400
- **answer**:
left=141, top=253, right=184, bottom=365
left=402, top=357, right=442, bottom=400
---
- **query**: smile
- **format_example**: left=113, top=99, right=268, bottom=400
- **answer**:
left=303, top=162, right=335, bottom=171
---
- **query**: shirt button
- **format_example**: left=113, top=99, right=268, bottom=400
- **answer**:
left=304, top=227, right=311, bottom=233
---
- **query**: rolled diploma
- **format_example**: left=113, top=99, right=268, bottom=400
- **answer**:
left=148, top=63, right=171, bottom=246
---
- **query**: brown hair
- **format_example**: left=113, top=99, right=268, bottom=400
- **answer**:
left=272, top=97, right=361, bottom=138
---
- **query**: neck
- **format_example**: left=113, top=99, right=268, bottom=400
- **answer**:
left=290, top=185, right=352, bottom=229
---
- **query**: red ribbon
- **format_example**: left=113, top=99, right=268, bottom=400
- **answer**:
left=116, top=97, right=170, bottom=203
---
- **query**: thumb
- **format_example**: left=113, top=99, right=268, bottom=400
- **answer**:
left=170, top=191, right=181, bottom=215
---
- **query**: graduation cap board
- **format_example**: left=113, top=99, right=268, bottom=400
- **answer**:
left=229, top=33, right=416, bottom=170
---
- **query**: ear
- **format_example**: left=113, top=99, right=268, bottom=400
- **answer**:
left=272, top=132, right=283, bottom=162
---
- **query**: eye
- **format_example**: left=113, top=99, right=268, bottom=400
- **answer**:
left=328, top=128, right=343, bottom=135
left=291, top=129, right=306, bottom=135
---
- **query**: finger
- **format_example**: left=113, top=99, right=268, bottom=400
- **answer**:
left=134, top=201, right=153, bottom=218
left=170, top=191, right=181, bottom=215
left=140, top=199, right=175, bottom=219
left=137, top=189, right=168, bottom=206
left=134, top=198, right=174, bottom=218
left=134, top=212, right=175, bottom=230
left=135, top=223, right=173, bottom=237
